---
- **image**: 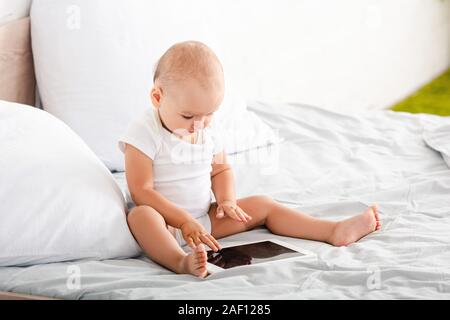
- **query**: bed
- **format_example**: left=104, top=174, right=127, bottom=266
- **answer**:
left=1, top=100, right=449, bottom=299
left=1, top=6, right=449, bottom=300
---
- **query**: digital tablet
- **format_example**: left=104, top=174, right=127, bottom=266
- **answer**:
left=206, top=239, right=315, bottom=275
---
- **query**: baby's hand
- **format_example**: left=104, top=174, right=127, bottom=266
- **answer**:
left=216, top=200, right=252, bottom=223
left=180, top=219, right=221, bottom=252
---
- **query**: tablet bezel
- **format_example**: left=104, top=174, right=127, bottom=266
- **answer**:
left=206, top=238, right=316, bottom=275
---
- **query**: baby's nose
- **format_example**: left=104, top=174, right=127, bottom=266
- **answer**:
left=193, top=119, right=205, bottom=130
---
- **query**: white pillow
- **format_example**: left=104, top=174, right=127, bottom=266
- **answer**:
left=213, top=93, right=281, bottom=155
left=30, top=0, right=278, bottom=171
left=423, top=122, right=450, bottom=168
left=0, top=100, right=141, bottom=267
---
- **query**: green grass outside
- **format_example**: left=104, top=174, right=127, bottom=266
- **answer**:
left=390, top=68, right=450, bottom=116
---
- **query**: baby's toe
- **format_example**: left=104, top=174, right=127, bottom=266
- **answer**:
left=371, top=206, right=381, bottom=220
left=194, top=244, right=207, bottom=258
left=376, top=221, right=382, bottom=230
left=195, top=243, right=206, bottom=252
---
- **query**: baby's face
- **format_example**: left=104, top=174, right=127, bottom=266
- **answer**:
left=151, top=78, right=224, bottom=136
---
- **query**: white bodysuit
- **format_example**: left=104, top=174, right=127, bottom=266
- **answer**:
left=118, top=107, right=223, bottom=246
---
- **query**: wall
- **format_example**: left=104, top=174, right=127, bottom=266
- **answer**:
left=1, top=0, right=449, bottom=113
left=212, top=0, right=450, bottom=112
left=0, top=0, right=31, bottom=25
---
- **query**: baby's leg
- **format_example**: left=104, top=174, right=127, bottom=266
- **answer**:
left=127, top=205, right=208, bottom=278
left=210, top=196, right=381, bottom=246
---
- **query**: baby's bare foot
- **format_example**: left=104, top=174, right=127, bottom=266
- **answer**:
left=180, top=244, right=208, bottom=278
left=329, top=205, right=381, bottom=247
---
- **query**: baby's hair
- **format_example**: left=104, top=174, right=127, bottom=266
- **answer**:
left=153, top=40, right=224, bottom=90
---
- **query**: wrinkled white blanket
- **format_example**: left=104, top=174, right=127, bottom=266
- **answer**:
left=1, top=102, right=449, bottom=299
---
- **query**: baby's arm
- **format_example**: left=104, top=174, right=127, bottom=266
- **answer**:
left=211, top=151, right=236, bottom=205
left=124, top=143, right=193, bottom=229
left=211, top=151, right=251, bottom=222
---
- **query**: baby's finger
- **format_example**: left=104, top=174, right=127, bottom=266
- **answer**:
left=207, top=234, right=221, bottom=251
left=225, top=206, right=242, bottom=221
left=235, top=208, right=248, bottom=223
left=216, top=206, right=225, bottom=218
left=193, top=236, right=202, bottom=247
left=186, top=237, right=196, bottom=249
left=200, top=233, right=219, bottom=252
left=237, top=207, right=252, bottom=221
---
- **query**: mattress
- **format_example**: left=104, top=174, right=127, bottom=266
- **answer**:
left=1, top=102, right=449, bottom=299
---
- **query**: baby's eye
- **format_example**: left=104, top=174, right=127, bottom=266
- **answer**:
left=181, top=115, right=193, bottom=119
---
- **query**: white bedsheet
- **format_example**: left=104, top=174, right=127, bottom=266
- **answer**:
left=1, top=102, right=449, bottom=299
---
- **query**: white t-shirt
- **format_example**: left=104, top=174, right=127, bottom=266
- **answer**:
left=118, top=107, right=223, bottom=218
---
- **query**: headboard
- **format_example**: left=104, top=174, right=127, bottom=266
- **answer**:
left=0, top=17, right=36, bottom=106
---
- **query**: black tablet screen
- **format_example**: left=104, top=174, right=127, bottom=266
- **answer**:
left=207, top=240, right=305, bottom=269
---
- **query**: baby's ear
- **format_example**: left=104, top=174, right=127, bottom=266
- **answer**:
left=150, top=87, right=162, bottom=107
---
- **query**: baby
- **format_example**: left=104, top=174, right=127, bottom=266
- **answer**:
left=119, top=41, right=381, bottom=278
